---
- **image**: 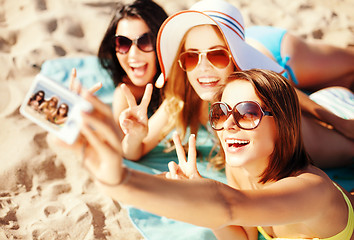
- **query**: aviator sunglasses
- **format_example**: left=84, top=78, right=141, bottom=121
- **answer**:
left=178, top=49, right=231, bottom=71
left=209, top=101, right=273, bottom=130
left=114, top=33, right=154, bottom=54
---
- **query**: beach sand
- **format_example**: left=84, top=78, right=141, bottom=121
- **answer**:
left=0, top=0, right=353, bottom=239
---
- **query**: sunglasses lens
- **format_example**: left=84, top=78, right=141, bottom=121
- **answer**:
left=179, top=52, right=199, bottom=71
left=233, top=102, right=262, bottom=129
left=207, top=49, right=230, bottom=68
left=179, top=49, right=230, bottom=71
left=115, top=36, right=132, bottom=54
left=137, top=33, right=154, bottom=52
left=210, top=103, right=230, bottom=130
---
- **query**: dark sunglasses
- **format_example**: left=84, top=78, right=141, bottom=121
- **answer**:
left=209, top=101, right=273, bottom=130
left=114, top=33, right=154, bottom=54
left=178, top=49, right=231, bottom=71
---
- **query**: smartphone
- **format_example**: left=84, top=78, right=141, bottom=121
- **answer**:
left=20, top=74, right=92, bottom=144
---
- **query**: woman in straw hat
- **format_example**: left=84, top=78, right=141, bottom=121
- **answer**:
left=120, top=0, right=353, bottom=168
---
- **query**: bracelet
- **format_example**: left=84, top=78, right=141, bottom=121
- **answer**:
left=95, top=167, right=132, bottom=187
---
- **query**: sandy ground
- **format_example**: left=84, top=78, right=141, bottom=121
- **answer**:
left=0, top=0, right=353, bottom=239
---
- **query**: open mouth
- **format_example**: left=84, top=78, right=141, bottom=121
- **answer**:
left=226, top=138, right=250, bottom=149
left=197, top=77, right=219, bottom=87
left=129, top=62, right=147, bottom=77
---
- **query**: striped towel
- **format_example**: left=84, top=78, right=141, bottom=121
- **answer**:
left=309, top=87, right=354, bottom=119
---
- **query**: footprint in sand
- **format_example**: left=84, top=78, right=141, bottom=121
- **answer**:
left=0, top=192, right=20, bottom=231
left=35, top=0, right=47, bottom=11
left=29, top=198, right=94, bottom=239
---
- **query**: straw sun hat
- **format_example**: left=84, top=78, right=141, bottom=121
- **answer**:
left=155, top=0, right=284, bottom=87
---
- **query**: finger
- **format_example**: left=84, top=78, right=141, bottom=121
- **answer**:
left=172, top=132, right=187, bottom=166
left=69, top=69, right=83, bottom=94
left=155, top=73, right=165, bottom=88
left=187, top=134, right=202, bottom=178
left=139, top=83, right=153, bottom=109
left=69, top=68, right=77, bottom=91
left=187, top=134, right=197, bottom=167
left=121, top=84, right=137, bottom=108
left=120, top=119, right=134, bottom=134
left=75, top=80, right=83, bottom=94
left=168, top=161, right=181, bottom=179
left=80, top=122, right=104, bottom=174
left=88, top=82, right=103, bottom=94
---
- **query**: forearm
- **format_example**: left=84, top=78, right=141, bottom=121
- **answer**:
left=98, top=169, right=236, bottom=229
left=122, top=135, right=145, bottom=161
left=296, top=88, right=342, bottom=128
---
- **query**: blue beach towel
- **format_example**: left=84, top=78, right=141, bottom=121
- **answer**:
left=40, top=56, right=115, bottom=105
left=40, top=56, right=354, bottom=240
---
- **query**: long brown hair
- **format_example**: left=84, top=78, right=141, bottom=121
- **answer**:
left=213, top=69, right=311, bottom=183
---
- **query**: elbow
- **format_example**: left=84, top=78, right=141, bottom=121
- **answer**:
left=209, top=181, right=240, bottom=229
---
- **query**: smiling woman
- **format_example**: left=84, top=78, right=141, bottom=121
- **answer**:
left=97, top=0, right=168, bottom=125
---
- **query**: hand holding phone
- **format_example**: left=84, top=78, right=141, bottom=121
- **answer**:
left=20, top=74, right=92, bottom=144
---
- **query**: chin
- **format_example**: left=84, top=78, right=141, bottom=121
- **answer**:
left=198, top=92, right=215, bottom=102
left=225, top=157, right=244, bottom=168
left=131, top=78, right=151, bottom=87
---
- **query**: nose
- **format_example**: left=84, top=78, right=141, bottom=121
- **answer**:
left=127, top=43, right=140, bottom=56
left=198, top=53, right=212, bottom=70
left=223, top=114, right=239, bottom=130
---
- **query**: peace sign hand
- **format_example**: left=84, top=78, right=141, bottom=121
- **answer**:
left=166, top=132, right=202, bottom=180
left=119, top=83, right=153, bottom=141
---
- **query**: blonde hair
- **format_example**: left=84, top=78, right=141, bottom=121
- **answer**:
left=161, top=26, right=215, bottom=144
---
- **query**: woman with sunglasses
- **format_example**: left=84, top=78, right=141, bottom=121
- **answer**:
left=39, top=96, right=59, bottom=117
left=96, top=0, right=168, bottom=152
left=47, top=103, right=69, bottom=125
left=121, top=0, right=353, bottom=167
left=28, top=90, right=45, bottom=111
left=67, top=69, right=353, bottom=240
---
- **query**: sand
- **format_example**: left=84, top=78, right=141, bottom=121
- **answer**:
left=0, top=0, right=353, bottom=239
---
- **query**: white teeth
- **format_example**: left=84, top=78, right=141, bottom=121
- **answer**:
left=226, top=139, right=249, bottom=144
left=129, top=62, right=145, bottom=68
left=198, top=77, right=218, bottom=83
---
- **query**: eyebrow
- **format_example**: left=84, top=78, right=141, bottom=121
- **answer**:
left=185, top=45, right=228, bottom=52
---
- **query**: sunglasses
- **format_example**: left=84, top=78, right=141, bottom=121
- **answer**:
left=209, top=101, right=272, bottom=131
left=178, top=49, right=231, bottom=71
left=114, top=33, right=154, bottom=54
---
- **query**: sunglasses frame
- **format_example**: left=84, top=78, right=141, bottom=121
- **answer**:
left=114, top=32, right=154, bottom=54
left=178, top=48, right=232, bottom=72
left=209, top=101, right=273, bottom=131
